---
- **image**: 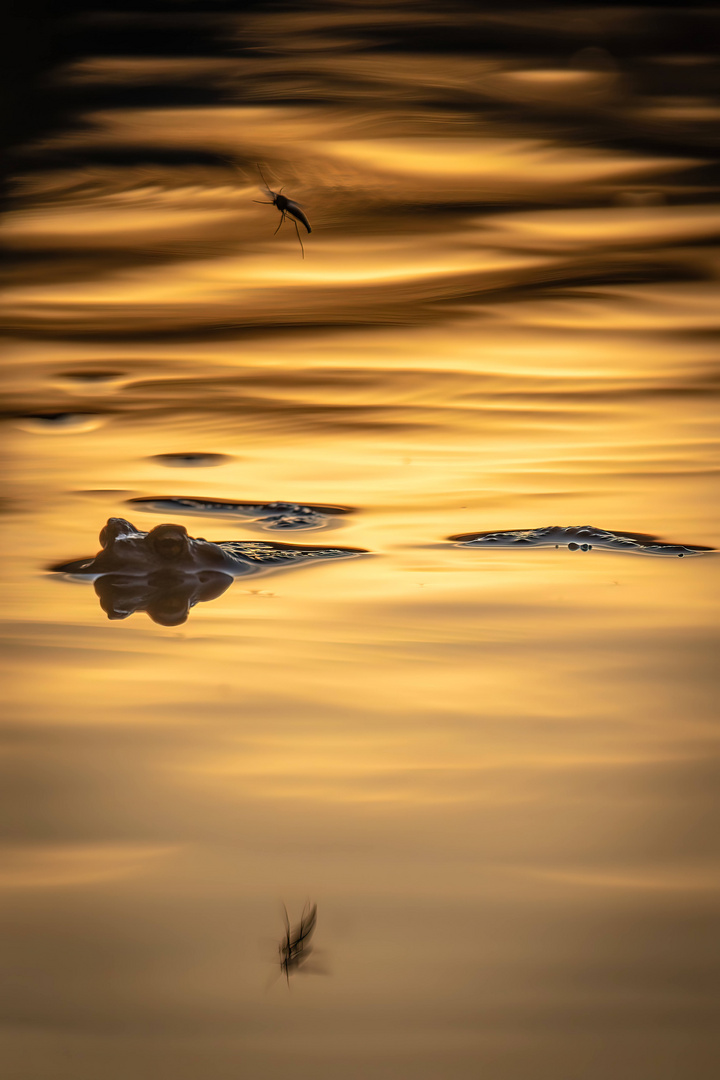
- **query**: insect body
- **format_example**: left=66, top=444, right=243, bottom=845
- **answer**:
left=254, top=165, right=312, bottom=258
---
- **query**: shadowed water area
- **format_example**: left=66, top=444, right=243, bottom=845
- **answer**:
left=2, top=2, right=719, bottom=1077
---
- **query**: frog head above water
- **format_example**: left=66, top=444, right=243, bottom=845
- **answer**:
left=89, top=517, right=232, bottom=574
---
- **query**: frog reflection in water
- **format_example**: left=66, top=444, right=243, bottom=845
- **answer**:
left=52, top=518, right=366, bottom=626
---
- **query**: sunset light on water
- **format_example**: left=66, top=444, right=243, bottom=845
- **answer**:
left=2, top=3, right=719, bottom=1078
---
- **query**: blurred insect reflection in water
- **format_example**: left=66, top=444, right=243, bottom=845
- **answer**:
left=279, top=903, right=318, bottom=984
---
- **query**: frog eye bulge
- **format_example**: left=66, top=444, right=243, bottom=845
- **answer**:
left=149, top=524, right=189, bottom=560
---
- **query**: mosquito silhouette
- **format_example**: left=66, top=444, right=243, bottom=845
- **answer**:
left=254, top=165, right=312, bottom=258
left=279, top=902, right=317, bottom=983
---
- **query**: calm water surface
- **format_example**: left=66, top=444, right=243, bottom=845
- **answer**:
left=2, top=3, right=719, bottom=1077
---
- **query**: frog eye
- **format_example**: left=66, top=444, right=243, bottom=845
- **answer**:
left=149, top=524, right=188, bottom=560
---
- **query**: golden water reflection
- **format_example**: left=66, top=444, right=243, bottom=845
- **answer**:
left=2, top=2, right=720, bottom=1077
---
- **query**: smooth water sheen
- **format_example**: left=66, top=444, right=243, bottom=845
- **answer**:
left=2, top=3, right=719, bottom=1078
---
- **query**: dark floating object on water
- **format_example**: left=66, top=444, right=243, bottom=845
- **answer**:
left=128, top=495, right=354, bottom=531
left=448, top=525, right=714, bottom=558
left=279, top=903, right=317, bottom=984
left=149, top=453, right=232, bottom=468
left=57, top=370, right=125, bottom=384
left=49, top=519, right=367, bottom=624
left=254, top=164, right=312, bottom=259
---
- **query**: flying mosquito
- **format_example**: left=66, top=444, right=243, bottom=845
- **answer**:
left=279, top=902, right=317, bottom=983
left=254, top=165, right=312, bottom=258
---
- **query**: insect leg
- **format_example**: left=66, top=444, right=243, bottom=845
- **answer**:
left=273, top=212, right=286, bottom=236
left=292, top=216, right=305, bottom=258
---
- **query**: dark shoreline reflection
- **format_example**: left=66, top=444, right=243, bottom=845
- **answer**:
left=49, top=517, right=367, bottom=623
